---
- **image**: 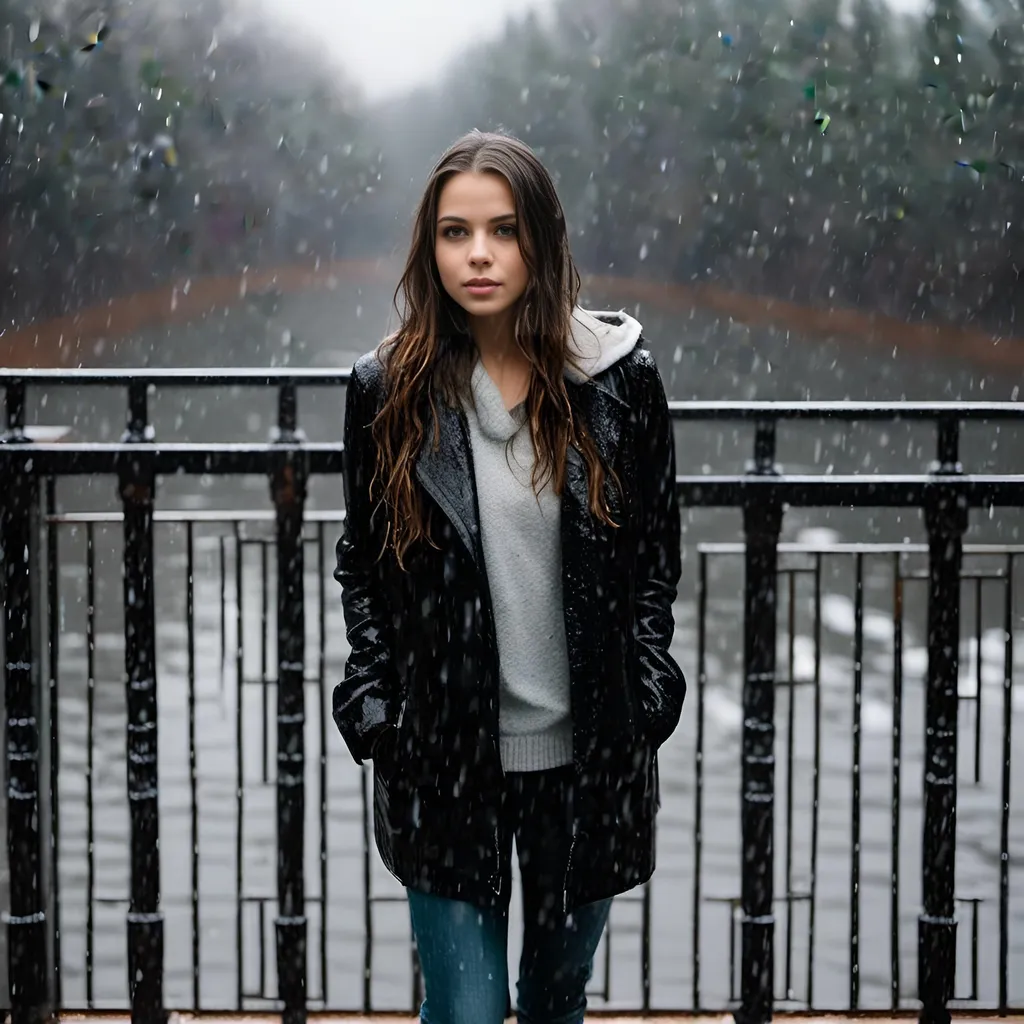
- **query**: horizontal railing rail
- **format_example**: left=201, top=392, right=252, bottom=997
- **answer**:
left=2, top=368, right=1023, bottom=1024
left=2, top=366, right=1023, bottom=418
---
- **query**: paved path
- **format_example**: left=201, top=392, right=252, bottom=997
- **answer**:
left=54, top=1015, right=1024, bottom=1023
left=3, top=260, right=1024, bottom=373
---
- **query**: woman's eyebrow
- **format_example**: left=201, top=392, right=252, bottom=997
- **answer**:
left=437, top=213, right=517, bottom=224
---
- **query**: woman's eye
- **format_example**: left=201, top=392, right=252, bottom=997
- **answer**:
left=439, top=224, right=516, bottom=238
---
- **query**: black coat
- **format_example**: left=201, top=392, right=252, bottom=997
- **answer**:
left=332, top=333, right=685, bottom=912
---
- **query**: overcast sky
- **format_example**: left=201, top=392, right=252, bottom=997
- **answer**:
left=254, top=0, right=555, bottom=100
left=252, top=0, right=957, bottom=102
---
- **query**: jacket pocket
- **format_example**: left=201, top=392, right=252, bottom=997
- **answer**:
left=371, top=724, right=400, bottom=783
left=647, top=747, right=661, bottom=811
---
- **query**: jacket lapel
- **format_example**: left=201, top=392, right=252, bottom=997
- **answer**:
left=563, top=377, right=629, bottom=517
left=415, top=400, right=482, bottom=568
left=413, top=376, right=629, bottom=567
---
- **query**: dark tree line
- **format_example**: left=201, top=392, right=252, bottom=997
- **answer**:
left=0, top=0, right=380, bottom=324
left=2, top=0, right=1023, bottom=334
left=379, top=0, right=1024, bottom=331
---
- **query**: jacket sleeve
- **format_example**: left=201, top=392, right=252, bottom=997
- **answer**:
left=632, top=348, right=686, bottom=749
left=332, top=359, right=401, bottom=765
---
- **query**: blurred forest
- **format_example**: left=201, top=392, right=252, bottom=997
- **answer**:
left=2, top=0, right=1023, bottom=334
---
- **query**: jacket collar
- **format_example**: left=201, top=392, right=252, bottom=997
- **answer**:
left=414, top=374, right=629, bottom=569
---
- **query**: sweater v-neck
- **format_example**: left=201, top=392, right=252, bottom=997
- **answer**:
left=470, top=359, right=526, bottom=442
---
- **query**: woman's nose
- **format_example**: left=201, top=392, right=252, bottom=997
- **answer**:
left=469, top=232, right=493, bottom=264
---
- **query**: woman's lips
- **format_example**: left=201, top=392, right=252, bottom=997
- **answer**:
left=464, top=282, right=500, bottom=296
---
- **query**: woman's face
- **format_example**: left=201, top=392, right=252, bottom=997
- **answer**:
left=434, top=170, right=529, bottom=326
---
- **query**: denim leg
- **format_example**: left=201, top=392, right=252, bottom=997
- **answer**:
left=510, top=766, right=612, bottom=1024
left=407, top=888, right=511, bottom=1024
left=515, top=896, right=612, bottom=1024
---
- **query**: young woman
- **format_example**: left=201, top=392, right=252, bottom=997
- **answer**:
left=333, top=130, right=685, bottom=1024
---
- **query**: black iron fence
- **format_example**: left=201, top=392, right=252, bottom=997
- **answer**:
left=1, top=369, right=1023, bottom=1024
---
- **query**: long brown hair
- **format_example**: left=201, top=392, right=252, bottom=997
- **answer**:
left=372, top=130, right=618, bottom=567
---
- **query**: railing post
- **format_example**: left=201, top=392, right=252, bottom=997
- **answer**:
left=119, top=382, right=166, bottom=1024
left=918, top=482, right=967, bottom=1024
left=1, top=417, right=53, bottom=1024
left=272, top=383, right=308, bottom=1024
left=735, top=420, right=782, bottom=1024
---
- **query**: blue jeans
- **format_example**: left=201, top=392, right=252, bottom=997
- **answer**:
left=406, top=766, right=613, bottom=1024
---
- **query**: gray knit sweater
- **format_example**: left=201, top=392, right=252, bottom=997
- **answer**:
left=465, top=360, right=574, bottom=772
left=462, top=307, right=643, bottom=772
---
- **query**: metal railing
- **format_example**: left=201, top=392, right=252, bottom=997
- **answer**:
left=1, top=368, right=1023, bottom=1024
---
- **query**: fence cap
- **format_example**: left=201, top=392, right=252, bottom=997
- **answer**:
left=667, top=400, right=1024, bottom=419
left=0, top=367, right=353, bottom=385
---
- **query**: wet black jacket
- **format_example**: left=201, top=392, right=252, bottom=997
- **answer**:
left=332, top=335, right=685, bottom=912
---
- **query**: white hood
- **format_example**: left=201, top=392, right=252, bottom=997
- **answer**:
left=566, top=307, right=643, bottom=382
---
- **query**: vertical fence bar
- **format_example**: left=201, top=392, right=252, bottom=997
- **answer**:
left=935, top=416, right=961, bottom=475
left=260, top=901, right=268, bottom=997
left=361, top=766, right=374, bottom=1013
left=1, top=444, right=52, bottom=1024
left=999, top=553, right=1013, bottom=1015
left=120, top=382, right=166, bottom=1024
left=736, top=419, right=782, bottom=1024
left=44, top=477, right=62, bottom=1008
left=972, top=577, right=983, bottom=784
left=317, top=524, right=329, bottom=1006
left=850, top=553, right=864, bottom=1010
left=918, top=483, right=967, bottom=1024
left=4, top=379, right=27, bottom=440
left=234, top=523, right=245, bottom=1010
left=692, top=550, right=707, bottom=1010
left=964, top=898, right=979, bottom=1001
left=86, top=526, right=97, bottom=1007
left=783, top=570, right=796, bottom=1002
left=891, top=554, right=904, bottom=1012
left=272, top=383, right=308, bottom=1024
left=807, top=553, right=822, bottom=1007
left=220, top=537, right=228, bottom=676
left=186, top=522, right=201, bottom=1009
left=730, top=902, right=738, bottom=1003
left=641, top=882, right=652, bottom=1012
left=262, top=540, right=271, bottom=785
